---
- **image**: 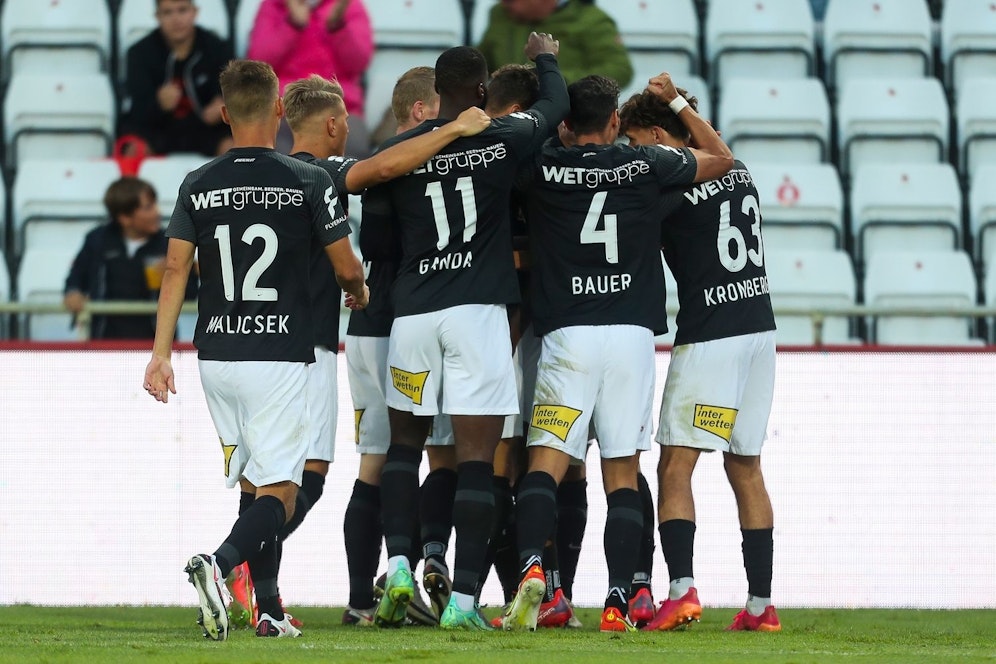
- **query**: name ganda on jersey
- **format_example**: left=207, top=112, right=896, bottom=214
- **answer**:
left=542, top=161, right=651, bottom=189
left=203, top=314, right=290, bottom=334
left=190, top=185, right=305, bottom=211
left=683, top=168, right=754, bottom=204
left=412, top=142, right=507, bottom=175
left=705, top=275, right=770, bottom=307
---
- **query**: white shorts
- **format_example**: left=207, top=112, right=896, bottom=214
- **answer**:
left=657, top=331, right=776, bottom=455
left=306, top=346, right=338, bottom=463
left=199, top=360, right=309, bottom=489
left=502, top=324, right=541, bottom=438
left=346, top=335, right=391, bottom=454
left=347, top=334, right=456, bottom=454
left=527, top=325, right=655, bottom=460
left=387, top=304, right=518, bottom=417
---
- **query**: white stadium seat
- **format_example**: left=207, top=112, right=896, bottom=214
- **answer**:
left=3, top=73, right=116, bottom=171
left=969, top=164, right=996, bottom=275
left=0, top=0, right=111, bottom=80
left=138, top=154, right=212, bottom=222
left=941, top=0, right=996, bottom=97
left=234, top=0, right=265, bottom=57
left=850, top=163, right=962, bottom=263
left=602, top=0, right=700, bottom=78
left=749, top=162, right=844, bottom=250
left=836, top=77, right=949, bottom=178
left=823, top=0, right=933, bottom=90
left=0, top=252, right=9, bottom=338
left=863, top=250, right=981, bottom=346
left=369, top=0, right=463, bottom=48
left=706, top=0, right=814, bottom=92
left=718, top=78, right=830, bottom=164
left=765, top=249, right=858, bottom=345
left=956, top=77, right=996, bottom=180
left=15, top=248, right=80, bottom=341
left=12, top=158, right=121, bottom=254
left=117, top=0, right=230, bottom=79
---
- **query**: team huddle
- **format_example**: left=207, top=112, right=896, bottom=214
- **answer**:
left=142, top=31, right=780, bottom=639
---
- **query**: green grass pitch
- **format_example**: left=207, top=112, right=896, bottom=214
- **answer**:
left=2, top=606, right=994, bottom=663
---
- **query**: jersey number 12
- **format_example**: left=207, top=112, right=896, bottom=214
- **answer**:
left=215, top=224, right=278, bottom=301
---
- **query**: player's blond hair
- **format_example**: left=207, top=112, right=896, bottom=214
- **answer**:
left=219, top=59, right=279, bottom=123
left=283, top=74, right=347, bottom=131
left=390, top=66, right=437, bottom=124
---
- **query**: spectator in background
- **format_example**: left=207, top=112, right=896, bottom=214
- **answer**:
left=64, top=177, right=198, bottom=339
left=477, top=0, right=632, bottom=88
left=120, top=0, right=234, bottom=156
left=247, top=0, right=374, bottom=157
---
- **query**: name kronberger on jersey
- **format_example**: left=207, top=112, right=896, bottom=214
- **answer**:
left=572, top=272, right=632, bottom=295
left=190, top=186, right=305, bottom=211
left=542, top=160, right=651, bottom=189
left=683, top=168, right=754, bottom=205
left=419, top=250, right=472, bottom=274
left=203, top=314, right=290, bottom=334
left=704, top=275, right=770, bottom=306
left=412, top=142, right=507, bottom=176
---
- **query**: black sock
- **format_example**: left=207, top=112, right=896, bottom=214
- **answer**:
left=659, top=519, right=696, bottom=581
left=278, top=470, right=325, bottom=541
left=451, top=461, right=495, bottom=596
left=478, top=475, right=512, bottom=598
left=632, top=472, right=655, bottom=593
left=542, top=539, right=561, bottom=603
left=248, top=535, right=283, bottom=621
left=344, top=479, right=382, bottom=609
left=556, top=478, right=587, bottom=601
left=239, top=491, right=254, bottom=516
left=604, top=488, right=642, bottom=612
left=742, top=528, right=774, bottom=598
left=213, top=495, right=286, bottom=582
left=381, top=444, right=422, bottom=559
left=515, top=471, right=558, bottom=572
left=491, top=476, right=519, bottom=603
left=420, top=467, right=457, bottom=567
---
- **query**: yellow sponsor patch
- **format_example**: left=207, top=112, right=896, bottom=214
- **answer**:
left=390, top=366, right=429, bottom=406
left=219, top=438, right=237, bottom=477
left=693, top=404, right=738, bottom=442
left=531, top=404, right=583, bottom=442
left=354, top=409, right=364, bottom=444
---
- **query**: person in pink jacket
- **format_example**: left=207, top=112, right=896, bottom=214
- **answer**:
left=248, top=0, right=374, bottom=156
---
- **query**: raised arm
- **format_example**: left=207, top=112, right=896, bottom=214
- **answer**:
left=525, top=33, right=570, bottom=130
left=649, top=73, right=733, bottom=182
left=343, top=107, right=492, bottom=192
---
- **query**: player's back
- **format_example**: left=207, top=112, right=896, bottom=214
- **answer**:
left=526, top=141, right=694, bottom=337
left=372, top=112, right=548, bottom=317
left=170, top=147, right=348, bottom=362
left=662, top=159, right=776, bottom=345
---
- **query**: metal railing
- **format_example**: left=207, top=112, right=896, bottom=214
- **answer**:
left=0, top=301, right=995, bottom=345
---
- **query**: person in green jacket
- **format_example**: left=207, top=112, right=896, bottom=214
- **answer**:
left=478, top=0, right=633, bottom=88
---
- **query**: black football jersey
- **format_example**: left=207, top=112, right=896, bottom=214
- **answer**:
left=524, top=141, right=697, bottom=336
left=291, top=152, right=354, bottom=349
left=167, top=147, right=351, bottom=362
left=362, top=110, right=551, bottom=317
left=662, top=160, right=776, bottom=346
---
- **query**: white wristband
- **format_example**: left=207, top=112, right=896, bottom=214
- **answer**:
left=669, top=95, right=689, bottom=115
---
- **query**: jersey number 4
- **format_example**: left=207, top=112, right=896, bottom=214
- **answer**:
left=718, top=194, right=763, bottom=272
left=580, top=191, right=619, bottom=264
left=425, top=177, right=478, bottom=250
left=214, top=224, right=278, bottom=301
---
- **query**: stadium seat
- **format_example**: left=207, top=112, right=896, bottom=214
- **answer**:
left=470, top=0, right=497, bottom=45
left=705, top=0, right=814, bottom=93
left=850, top=163, right=962, bottom=263
left=2, top=73, right=116, bottom=171
left=836, top=77, right=949, bottom=178
left=0, top=175, right=6, bottom=252
left=863, top=250, right=981, bottom=346
left=12, top=158, right=121, bottom=254
left=822, top=0, right=933, bottom=90
left=984, top=258, right=996, bottom=342
left=0, top=252, right=9, bottom=338
left=234, top=0, right=265, bottom=57
left=138, top=154, right=212, bottom=222
left=369, top=0, right=463, bottom=49
left=0, top=0, right=111, bottom=81
left=749, top=162, right=844, bottom=250
left=15, top=248, right=79, bottom=341
left=765, top=249, right=858, bottom=345
left=601, top=0, right=700, bottom=78
left=956, top=77, right=996, bottom=180
left=117, top=0, right=230, bottom=80
left=717, top=78, right=830, bottom=164
left=969, top=164, right=996, bottom=275
left=941, top=0, right=996, bottom=98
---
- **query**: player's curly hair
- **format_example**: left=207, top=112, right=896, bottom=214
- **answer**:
left=486, top=64, right=539, bottom=115
left=619, top=86, right=699, bottom=142
left=567, top=75, right=620, bottom=135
